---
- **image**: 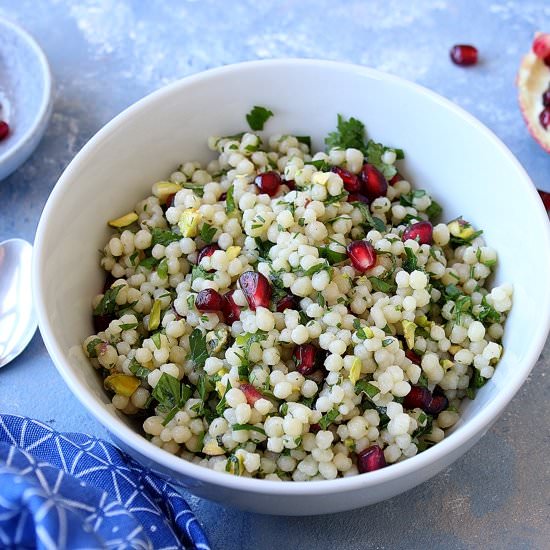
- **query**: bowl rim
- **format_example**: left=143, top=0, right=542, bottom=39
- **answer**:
left=33, top=58, right=550, bottom=496
left=0, top=17, right=53, bottom=167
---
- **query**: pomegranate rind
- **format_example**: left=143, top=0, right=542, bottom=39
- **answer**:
left=517, top=48, right=550, bottom=153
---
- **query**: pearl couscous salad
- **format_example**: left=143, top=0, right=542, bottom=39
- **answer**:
left=83, top=108, right=512, bottom=480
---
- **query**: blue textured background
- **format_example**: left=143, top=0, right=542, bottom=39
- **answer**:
left=0, top=1, right=549, bottom=548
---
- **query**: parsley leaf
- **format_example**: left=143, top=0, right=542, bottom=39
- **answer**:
left=225, top=184, right=236, bottom=214
left=369, top=276, right=396, bottom=293
left=402, top=247, right=418, bottom=273
left=216, top=380, right=232, bottom=415
left=318, top=245, right=348, bottom=265
left=425, top=199, right=442, bottom=220
left=325, top=191, right=349, bottom=205
left=94, top=286, right=122, bottom=316
left=151, top=372, right=192, bottom=424
left=157, top=258, right=168, bottom=279
left=325, top=114, right=366, bottom=152
left=139, top=256, right=160, bottom=270
left=182, top=183, right=205, bottom=197
left=151, top=227, right=181, bottom=247
left=199, top=222, right=217, bottom=244
left=475, top=297, right=501, bottom=323
left=355, top=379, right=380, bottom=398
left=232, top=424, right=266, bottom=436
left=189, top=328, right=208, bottom=369
left=319, top=408, right=340, bottom=430
left=296, top=135, right=311, bottom=149
left=128, top=358, right=151, bottom=380
left=246, top=106, right=274, bottom=131
left=86, top=338, right=104, bottom=358
left=309, top=159, right=331, bottom=172
left=399, top=189, right=427, bottom=207
left=352, top=201, right=386, bottom=232
left=364, top=140, right=399, bottom=179
left=191, top=265, right=215, bottom=283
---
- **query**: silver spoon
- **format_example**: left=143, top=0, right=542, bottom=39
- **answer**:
left=0, top=239, right=37, bottom=368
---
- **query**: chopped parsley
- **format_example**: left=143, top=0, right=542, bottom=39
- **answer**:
left=352, top=201, right=386, bottom=232
left=296, top=135, right=311, bottom=149
left=425, top=199, right=442, bottom=220
left=191, top=265, right=215, bottom=283
left=151, top=227, right=181, bottom=247
left=369, top=276, right=396, bottom=293
left=94, top=286, right=122, bottom=316
left=309, top=159, right=331, bottom=172
left=325, top=114, right=366, bottom=152
left=139, top=256, right=160, bottom=270
left=225, top=184, right=236, bottom=214
left=151, top=372, right=192, bottom=424
left=319, top=408, right=340, bottom=430
left=402, top=246, right=418, bottom=273
left=189, top=328, right=208, bottom=368
left=364, top=140, right=402, bottom=180
left=355, top=379, right=380, bottom=398
left=128, top=358, right=151, bottom=380
left=199, top=222, right=217, bottom=244
left=232, top=424, right=267, bottom=436
left=86, top=338, right=103, bottom=358
left=246, top=105, right=274, bottom=131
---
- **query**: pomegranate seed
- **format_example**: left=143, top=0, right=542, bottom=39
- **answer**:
left=222, top=290, right=241, bottom=324
left=539, top=108, right=550, bottom=130
left=219, top=192, right=227, bottom=201
left=544, top=55, right=550, bottom=68
left=276, top=294, right=298, bottom=312
left=532, top=33, right=550, bottom=60
left=195, top=289, right=224, bottom=312
left=426, top=393, right=449, bottom=415
left=93, top=314, right=114, bottom=333
left=357, top=445, right=387, bottom=473
left=309, top=423, right=321, bottom=433
left=254, top=171, right=281, bottom=196
left=0, top=121, right=9, bottom=141
left=240, top=383, right=263, bottom=405
left=405, top=349, right=421, bottom=365
left=331, top=166, right=361, bottom=193
left=347, top=192, right=370, bottom=204
left=102, top=274, right=117, bottom=293
left=283, top=178, right=296, bottom=190
left=402, top=221, right=433, bottom=245
left=197, top=244, right=220, bottom=267
left=450, top=44, right=478, bottom=66
left=538, top=189, right=550, bottom=210
left=165, top=193, right=176, bottom=208
left=403, top=386, right=432, bottom=410
left=347, top=240, right=377, bottom=273
left=542, top=88, right=550, bottom=107
left=360, top=164, right=388, bottom=200
left=389, top=173, right=403, bottom=185
left=239, top=271, right=272, bottom=310
left=293, top=344, right=318, bottom=375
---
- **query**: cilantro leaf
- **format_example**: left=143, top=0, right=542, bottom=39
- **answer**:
left=151, top=227, right=181, bottom=247
left=325, top=114, right=366, bottom=152
left=225, top=184, right=236, bottom=214
left=94, top=286, right=122, bottom=316
left=189, top=328, right=208, bottom=369
left=199, top=222, right=217, bottom=244
left=246, top=106, right=274, bottom=131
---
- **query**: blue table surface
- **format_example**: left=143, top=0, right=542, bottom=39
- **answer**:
left=1, top=1, right=549, bottom=548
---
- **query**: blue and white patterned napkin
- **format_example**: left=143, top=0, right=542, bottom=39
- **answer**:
left=0, top=415, right=211, bottom=549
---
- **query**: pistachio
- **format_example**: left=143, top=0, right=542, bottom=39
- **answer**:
left=178, top=208, right=201, bottom=237
left=202, top=439, right=226, bottom=456
left=206, top=328, right=228, bottom=354
left=448, top=218, right=476, bottom=240
left=148, top=299, right=162, bottom=331
left=348, top=357, right=362, bottom=385
left=152, top=181, right=182, bottom=201
left=402, top=319, right=417, bottom=349
left=104, top=374, right=140, bottom=397
left=108, top=212, right=138, bottom=228
left=225, top=245, right=241, bottom=261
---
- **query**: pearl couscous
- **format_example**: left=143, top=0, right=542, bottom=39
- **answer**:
left=83, top=111, right=512, bottom=480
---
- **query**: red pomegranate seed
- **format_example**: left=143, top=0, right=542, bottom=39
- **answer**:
left=539, top=108, right=550, bottom=130
left=283, top=178, right=296, bottom=190
left=545, top=55, right=550, bottom=68
left=254, top=171, right=281, bottom=196
left=197, top=244, right=220, bottom=267
left=347, top=192, right=370, bottom=204
left=293, top=344, right=318, bottom=375
left=450, top=44, right=478, bottom=66
left=0, top=121, right=9, bottom=141
left=357, top=445, right=387, bottom=473
left=331, top=166, right=361, bottom=193
left=195, top=288, right=224, bottom=312
left=240, top=383, right=263, bottom=405
left=93, top=314, right=114, bottom=333
left=239, top=271, right=272, bottom=310
left=165, top=193, right=176, bottom=208
left=276, top=294, right=298, bottom=312
left=403, top=386, right=432, bottom=410
left=222, top=290, right=241, bottom=323
left=309, top=423, right=321, bottom=433
left=542, top=88, right=550, bottom=107
left=347, top=240, right=377, bottom=273
left=425, top=393, right=449, bottom=415
left=402, top=221, right=433, bottom=245
left=533, top=33, right=550, bottom=60
left=360, top=164, right=388, bottom=200
left=219, top=192, right=227, bottom=201
left=389, top=173, right=403, bottom=185
left=538, top=189, right=550, bottom=210
left=405, top=349, right=421, bottom=365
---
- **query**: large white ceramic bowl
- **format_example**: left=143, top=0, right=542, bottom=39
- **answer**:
left=34, top=60, right=550, bottom=515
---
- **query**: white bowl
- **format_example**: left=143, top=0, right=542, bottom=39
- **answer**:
left=33, top=60, right=550, bottom=515
left=0, top=18, right=53, bottom=181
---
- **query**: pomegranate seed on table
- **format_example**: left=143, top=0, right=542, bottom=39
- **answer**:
left=0, top=121, right=9, bottom=141
left=450, top=44, right=478, bottom=66
left=276, top=294, right=298, bottom=312
left=197, top=243, right=220, bottom=267
left=239, top=383, right=263, bottom=405
left=195, top=288, right=224, bottom=312
left=293, top=344, right=318, bottom=375
left=347, top=240, right=377, bottom=272
left=538, top=189, right=550, bottom=210
left=402, top=221, right=433, bottom=245
left=347, top=192, right=370, bottom=204
left=254, top=171, right=281, bottom=196
left=331, top=166, right=361, bottom=193
left=238, top=271, right=272, bottom=310
left=360, top=164, right=388, bottom=200
left=539, top=108, right=550, bottom=130
left=357, top=445, right=387, bottom=473
left=222, top=290, right=241, bottom=323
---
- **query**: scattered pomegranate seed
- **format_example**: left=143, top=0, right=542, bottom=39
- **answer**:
left=195, top=289, right=224, bottom=312
left=276, top=294, right=298, bottom=312
left=331, top=166, right=361, bottom=193
left=357, top=445, right=387, bottom=473
left=293, top=344, right=318, bottom=375
left=239, top=271, right=272, bottom=310
left=450, top=44, right=478, bottom=66
left=539, top=107, right=550, bottom=130
left=360, top=164, right=388, bottom=200
left=254, top=171, right=281, bottom=196
left=402, top=221, right=433, bottom=245
left=347, top=240, right=377, bottom=272
left=0, top=121, right=9, bottom=141
left=532, top=33, right=550, bottom=60
left=405, top=349, right=422, bottom=365
left=389, top=173, right=403, bottom=185
left=165, top=193, right=176, bottom=208
left=197, top=244, right=220, bottom=267
left=403, top=385, right=449, bottom=415
left=347, top=192, right=370, bottom=204
left=240, top=383, right=263, bottom=405
left=538, top=189, right=550, bottom=210
left=222, top=290, right=241, bottom=323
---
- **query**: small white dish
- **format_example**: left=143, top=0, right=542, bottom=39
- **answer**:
left=0, top=18, right=53, bottom=181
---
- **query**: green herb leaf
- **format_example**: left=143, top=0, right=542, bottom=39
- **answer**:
left=139, top=256, right=160, bottom=270
left=254, top=237, right=275, bottom=260
left=296, top=135, right=311, bottom=149
left=309, top=159, right=331, bottom=172
left=355, top=379, right=380, bottom=398
left=352, top=201, right=386, bottom=232
left=303, top=262, right=331, bottom=277
left=189, top=328, right=208, bottom=369
left=216, top=379, right=232, bottom=415
left=199, top=222, right=217, bottom=244
left=225, top=184, right=236, bottom=214
left=191, top=265, right=215, bottom=283
left=86, top=338, right=104, bottom=358
left=157, top=258, right=168, bottom=279
left=151, top=332, right=162, bottom=349
left=475, top=297, right=501, bottom=323
left=151, top=227, right=181, bottom=247
left=246, top=106, right=274, bottom=131
left=128, top=358, right=151, bottom=380
left=182, top=183, right=205, bottom=197
left=319, top=408, right=340, bottom=430
left=382, top=338, right=393, bottom=347
left=425, top=199, right=442, bottom=220
left=364, top=140, right=400, bottom=179
left=129, top=251, right=139, bottom=266
left=319, top=246, right=348, bottom=265
left=399, top=190, right=427, bottom=207
left=119, top=322, right=138, bottom=331
left=93, top=286, right=122, bottom=316
left=369, top=276, right=396, bottom=293
left=325, top=191, right=349, bottom=205
left=417, top=374, right=429, bottom=389
left=325, top=114, right=366, bottom=152
left=152, top=372, right=191, bottom=415
left=232, top=423, right=266, bottom=436
left=402, top=247, right=418, bottom=273
left=445, top=284, right=462, bottom=300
